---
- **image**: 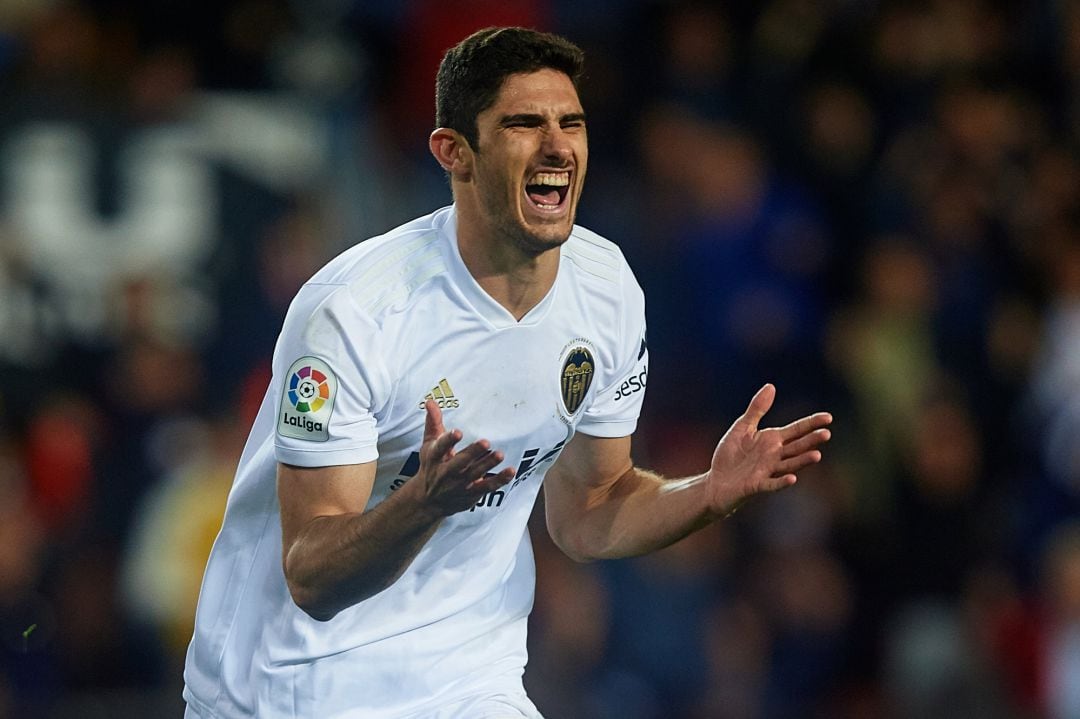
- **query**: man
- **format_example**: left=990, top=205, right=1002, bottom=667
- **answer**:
left=183, top=27, right=832, bottom=719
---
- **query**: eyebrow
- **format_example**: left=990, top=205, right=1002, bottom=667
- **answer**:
left=499, top=112, right=587, bottom=126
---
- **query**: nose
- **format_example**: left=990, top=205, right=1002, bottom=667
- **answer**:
left=541, top=126, right=574, bottom=164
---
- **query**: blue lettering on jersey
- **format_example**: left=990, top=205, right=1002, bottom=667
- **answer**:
left=388, top=440, right=567, bottom=512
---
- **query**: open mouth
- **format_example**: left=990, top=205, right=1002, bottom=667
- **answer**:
left=525, top=171, right=570, bottom=211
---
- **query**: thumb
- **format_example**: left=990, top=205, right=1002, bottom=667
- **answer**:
left=740, top=383, right=776, bottom=430
left=422, top=399, right=460, bottom=462
left=423, top=398, right=445, bottom=443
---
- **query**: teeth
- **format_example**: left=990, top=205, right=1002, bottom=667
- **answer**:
left=529, top=171, right=569, bottom=187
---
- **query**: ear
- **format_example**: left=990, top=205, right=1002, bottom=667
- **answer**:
left=429, top=128, right=473, bottom=181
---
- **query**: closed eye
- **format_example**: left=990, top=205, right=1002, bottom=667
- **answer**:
left=560, top=113, right=586, bottom=130
left=499, top=113, right=587, bottom=130
left=500, top=114, right=545, bottom=129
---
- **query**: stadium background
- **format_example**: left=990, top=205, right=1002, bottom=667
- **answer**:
left=1, top=0, right=1079, bottom=717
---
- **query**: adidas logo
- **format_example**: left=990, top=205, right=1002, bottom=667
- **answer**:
left=418, top=378, right=460, bottom=409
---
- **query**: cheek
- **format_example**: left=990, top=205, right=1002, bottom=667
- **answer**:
left=476, top=165, right=521, bottom=210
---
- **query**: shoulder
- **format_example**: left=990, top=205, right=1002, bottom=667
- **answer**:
left=563, top=225, right=630, bottom=284
left=276, top=209, right=454, bottom=351
left=563, top=224, right=643, bottom=305
left=306, top=208, right=453, bottom=318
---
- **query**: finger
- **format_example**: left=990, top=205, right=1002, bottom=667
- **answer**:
left=466, top=466, right=516, bottom=493
left=766, top=473, right=799, bottom=490
left=774, top=450, right=823, bottom=477
left=436, top=439, right=501, bottom=476
left=768, top=474, right=799, bottom=491
left=740, top=383, right=776, bottom=430
left=778, top=411, right=833, bottom=442
left=781, top=428, right=832, bottom=459
left=427, top=427, right=462, bottom=461
left=423, top=399, right=446, bottom=444
left=453, top=445, right=502, bottom=476
left=449, top=439, right=497, bottom=466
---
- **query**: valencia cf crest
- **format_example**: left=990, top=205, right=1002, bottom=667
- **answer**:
left=560, top=345, right=595, bottom=416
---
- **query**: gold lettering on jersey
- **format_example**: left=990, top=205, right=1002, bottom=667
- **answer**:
left=560, top=347, right=594, bottom=415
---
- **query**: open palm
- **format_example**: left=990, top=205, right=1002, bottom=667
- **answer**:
left=706, top=384, right=832, bottom=517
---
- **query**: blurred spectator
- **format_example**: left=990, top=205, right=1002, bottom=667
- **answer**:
left=1020, top=217, right=1080, bottom=567
left=827, top=237, right=940, bottom=521
left=882, top=599, right=1012, bottom=719
left=93, top=334, right=205, bottom=544
left=985, top=521, right=1080, bottom=719
left=386, top=0, right=552, bottom=155
left=887, top=391, right=1000, bottom=603
left=0, top=437, right=55, bottom=718
left=23, top=395, right=97, bottom=539
left=526, top=513, right=612, bottom=718
left=1040, top=522, right=1080, bottom=719
left=593, top=526, right=731, bottom=719
left=122, top=414, right=245, bottom=658
left=653, top=2, right=739, bottom=124
left=48, top=542, right=165, bottom=693
left=635, top=116, right=830, bottom=421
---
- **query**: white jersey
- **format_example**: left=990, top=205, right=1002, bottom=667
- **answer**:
left=183, top=205, right=649, bottom=718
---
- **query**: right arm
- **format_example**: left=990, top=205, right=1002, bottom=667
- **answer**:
left=279, top=400, right=515, bottom=621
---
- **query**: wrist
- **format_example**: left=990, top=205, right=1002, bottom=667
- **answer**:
left=705, top=473, right=746, bottom=522
left=717, top=497, right=745, bottom=520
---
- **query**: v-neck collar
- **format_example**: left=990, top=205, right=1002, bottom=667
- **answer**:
left=436, top=205, right=562, bottom=329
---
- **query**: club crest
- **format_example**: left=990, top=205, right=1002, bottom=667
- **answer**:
left=560, top=345, right=595, bottom=415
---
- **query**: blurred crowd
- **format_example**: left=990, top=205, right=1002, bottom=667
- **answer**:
left=0, top=0, right=1079, bottom=717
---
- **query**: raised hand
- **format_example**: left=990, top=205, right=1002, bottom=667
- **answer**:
left=416, top=399, right=516, bottom=516
left=705, top=384, right=832, bottom=518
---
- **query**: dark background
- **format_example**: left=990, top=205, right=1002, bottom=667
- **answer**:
left=0, top=1, right=1078, bottom=717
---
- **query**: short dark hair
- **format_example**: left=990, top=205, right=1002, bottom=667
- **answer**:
left=435, top=27, right=585, bottom=151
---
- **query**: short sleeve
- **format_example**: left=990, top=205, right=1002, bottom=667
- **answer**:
left=576, top=272, right=649, bottom=438
left=272, top=284, right=388, bottom=467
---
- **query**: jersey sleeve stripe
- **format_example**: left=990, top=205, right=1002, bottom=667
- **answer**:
left=348, top=232, right=439, bottom=295
left=565, top=228, right=623, bottom=284
left=563, top=251, right=619, bottom=283
left=350, top=242, right=447, bottom=313
left=364, top=257, right=448, bottom=315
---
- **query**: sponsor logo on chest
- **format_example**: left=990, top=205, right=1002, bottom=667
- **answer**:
left=389, top=439, right=568, bottom=513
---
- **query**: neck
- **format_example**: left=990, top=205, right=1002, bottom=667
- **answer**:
left=455, top=212, right=560, bottom=322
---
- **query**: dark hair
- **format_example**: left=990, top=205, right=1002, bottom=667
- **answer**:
left=435, top=27, right=585, bottom=151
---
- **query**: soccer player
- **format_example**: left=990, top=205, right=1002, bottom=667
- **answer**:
left=183, top=27, right=832, bottom=719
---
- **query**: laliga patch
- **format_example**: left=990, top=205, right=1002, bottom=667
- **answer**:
left=278, top=356, right=337, bottom=442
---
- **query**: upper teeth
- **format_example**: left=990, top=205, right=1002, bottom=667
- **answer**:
left=530, top=172, right=569, bottom=186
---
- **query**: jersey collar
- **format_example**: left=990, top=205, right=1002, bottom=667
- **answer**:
left=436, top=205, right=561, bottom=329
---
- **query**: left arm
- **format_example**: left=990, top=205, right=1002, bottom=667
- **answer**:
left=543, top=384, right=832, bottom=562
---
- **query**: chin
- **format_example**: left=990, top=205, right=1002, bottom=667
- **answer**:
left=530, top=209, right=577, bottom=240
left=522, top=222, right=573, bottom=253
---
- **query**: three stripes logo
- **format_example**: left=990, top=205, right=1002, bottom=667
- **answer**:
left=418, top=378, right=460, bottom=409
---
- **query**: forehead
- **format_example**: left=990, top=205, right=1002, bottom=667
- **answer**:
left=485, top=68, right=583, bottom=116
